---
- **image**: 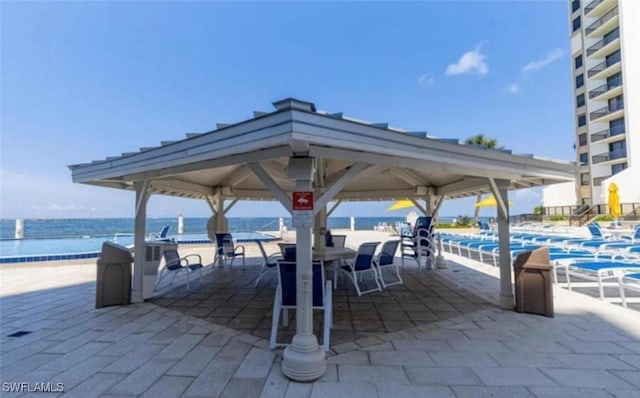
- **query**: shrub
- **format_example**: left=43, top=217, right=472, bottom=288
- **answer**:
left=595, top=215, right=615, bottom=221
left=436, top=223, right=453, bottom=228
left=455, top=215, right=473, bottom=227
left=550, top=215, right=566, bottom=221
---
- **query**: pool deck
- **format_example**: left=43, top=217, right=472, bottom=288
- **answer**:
left=1, top=232, right=640, bottom=397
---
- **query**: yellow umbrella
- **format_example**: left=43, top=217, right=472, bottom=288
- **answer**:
left=608, top=182, right=621, bottom=218
left=387, top=199, right=415, bottom=211
left=474, top=195, right=513, bottom=208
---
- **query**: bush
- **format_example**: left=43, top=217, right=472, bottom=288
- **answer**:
left=550, top=215, right=566, bottom=221
left=436, top=223, right=453, bottom=228
left=595, top=215, right=615, bottom=221
left=455, top=215, right=473, bottom=227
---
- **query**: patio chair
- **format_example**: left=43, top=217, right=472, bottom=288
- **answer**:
left=155, top=249, right=204, bottom=291
left=331, top=234, right=347, bottom=248
left=401, top=224, right=436, bottom=271
left=255, top=240, right=282, bottom=287
left=278, top=243, right=297, bottom=261
left=374, top=240, right=402, bottom=288
left=336, top=242, right=381, bottom=296
left=147, top=225, right=171, bottom=241
left=214, top=233, right=245, bottom=267
left=270, top=260, right=332, bottom=351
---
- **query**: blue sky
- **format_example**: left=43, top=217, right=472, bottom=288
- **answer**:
left=1, top=1, right=574, bottom=220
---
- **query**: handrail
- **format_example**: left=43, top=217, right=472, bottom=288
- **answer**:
left=591, top=126, right=625, bottom=143
left=586, top=6, right=618, bottom=35
left=588, top=77, right=622, bottom=99
left=590, top=101, right=624, bottom=121
left=587, top=55, right=620, bottom=77
left=585, top=0, right=604, bottom=15
left=587, top=28, right=620, bottom=56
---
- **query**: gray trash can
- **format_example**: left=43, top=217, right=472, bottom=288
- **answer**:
left=513, top=246, right=554, bottom=317
left=96, top=241, right=133, bottom=308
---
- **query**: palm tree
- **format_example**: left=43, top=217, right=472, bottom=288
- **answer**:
left=465, top=134, right=502, bottom=223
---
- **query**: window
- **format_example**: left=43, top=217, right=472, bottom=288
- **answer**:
left=578, top=114, right=586, bottom=127
left=604, top=27, right=620, bottom=45
left=579, top=152, right=589, bottom=166
left=578, top=133, right=587, bottom=146
left=572, top=0, right=580, bottom=12
left=609, top=139, right=626, bottom=154
left=580, top=172, right=590, bottom=186
left=609, top=94, right=624, bottom=111
left=577, top=94, right=585, bottom=107
left=575, top=55, right=583, bottom=69
left=606, top=50, right=621, bottom=67
left=610, top=117, right=625, bottom=136
left=576, top=74, right=584, bottom=89
left=573, top=16, right=581, bottom=32
left=607, top=72, right=622, bottom=89
left=612, top=162, right=627, bottom=175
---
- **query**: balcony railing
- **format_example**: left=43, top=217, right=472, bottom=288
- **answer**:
left=585, top=0, right=604, bottom=15
left=588, top=77, right=622, bottom=99
left=591, top=127, right=626, bottom=142
left=586, top=6, right=618, bottom=35
left=590, top=101, right=624, bottom=120
left=587, top=30, right=620, bottom=56
left=592, top=150, right=627, bottom=164
left=587, top=54, right=621, bottom=77
left=593, top=176, right=608, bottom=186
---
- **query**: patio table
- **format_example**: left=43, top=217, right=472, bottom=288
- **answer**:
left=313, top=247, right=357, bottom=285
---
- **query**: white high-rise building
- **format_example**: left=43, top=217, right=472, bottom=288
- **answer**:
left=545, top=0, right=639, bottom=219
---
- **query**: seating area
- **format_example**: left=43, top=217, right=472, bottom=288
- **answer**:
left=440, top=222, right=640, bottom=309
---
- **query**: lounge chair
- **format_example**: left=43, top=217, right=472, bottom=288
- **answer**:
left=336, top=242, right=381, bottom=296
left=213, top=233, right=245, bottom=267
left=270, top=260, right=332, bottom=351
left=617, top=273, right=640, bottom=308
left=147, top=225, right=171, bottom=241
left=564, top=259, right=640, bottom=300
left=155, top=249, right=204, bottom=291
left=375, top=240, right=402, bottom=288
left=254, top=240, right=281, bottom=287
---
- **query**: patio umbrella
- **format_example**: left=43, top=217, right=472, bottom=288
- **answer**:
left=474, top=195, right=513, bottom=207
left=608, top=182, right=621, bottom=218
left=387, top=199, right=415, bottom=211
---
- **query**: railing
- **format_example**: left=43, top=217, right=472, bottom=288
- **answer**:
left=591, top=126, right=625, bottom=142
left=569, top=204, right=600, bottom=226
left=585, top=0, right=604, bottom=15
left=587, top=55, right=621, bottom=77
left=587, top=29, right=620, bottom=56
left=588, top=77, right=622, bottom=99
left=590, top=101, right=624, bottom=121
left=592, top=150, right=626, bottom=164
left=586, top=6, right=618, bottom=35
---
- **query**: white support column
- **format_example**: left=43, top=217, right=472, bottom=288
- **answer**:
left=282, top=157, right=325, bottom=381
left=314, top=159, right=326, bottom=251
left=489, top=178, right=514, bottom=309
left=132, top=180, right=150, bottom=303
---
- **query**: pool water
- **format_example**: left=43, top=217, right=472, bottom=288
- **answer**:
left=0, top=232, right=277, bottom=263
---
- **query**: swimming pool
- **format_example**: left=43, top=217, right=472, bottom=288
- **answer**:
left=0, top=232, right=277, bottom=263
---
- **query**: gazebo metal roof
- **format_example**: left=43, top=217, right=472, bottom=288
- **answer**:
left=69, top=98, right=577, bottom=203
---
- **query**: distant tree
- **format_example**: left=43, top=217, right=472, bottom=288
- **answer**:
left=533, top=205, right=544, bottom=215
left=464, top=134, right=500, bottom=149
left=465, top=134, right=502, bottom=222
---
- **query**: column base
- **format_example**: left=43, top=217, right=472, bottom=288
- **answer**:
left=500, top=294, right=514, bottom=309
left=436, top=255, right=447, bottom=269
left=282, top=342, right=326, bottom=382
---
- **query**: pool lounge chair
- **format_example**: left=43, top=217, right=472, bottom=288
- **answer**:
left=617, top=273, right=640, bottom=308
left=564, top=259, right=640, bottom=301
left=147, top=225, right=171, bottom=241
left=270, top=260, right=332, bottom=351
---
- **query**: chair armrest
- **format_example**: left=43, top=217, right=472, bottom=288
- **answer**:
left=267, top=253, right=282, bottom=261
left=181, top=254, right=202, bottom=265
left=235, top=245, right=245, bottom=255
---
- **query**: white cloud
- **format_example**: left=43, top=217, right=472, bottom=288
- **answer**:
left=417, top=74, right=435, bottom=86
left=445, top=43, right=488, bottom=76
left=505, top=83, right=519, bottom=93
left=522, top=48, right=563, bottom=72
left=514, top=188, right=542, bottom=201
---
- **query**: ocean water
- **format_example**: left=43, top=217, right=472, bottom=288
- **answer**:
left=0, top=216, right=485, bottom=258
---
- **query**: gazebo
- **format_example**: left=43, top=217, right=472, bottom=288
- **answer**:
left=69, top=97, right=576, bottom=381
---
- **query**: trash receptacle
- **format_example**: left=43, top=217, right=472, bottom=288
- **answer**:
left=513, top=246, right=554, bottom=317
left=96, top=241, right=133, bottom=308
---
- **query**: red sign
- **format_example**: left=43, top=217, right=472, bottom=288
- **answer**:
left=292, top=191, right=314, bottom=211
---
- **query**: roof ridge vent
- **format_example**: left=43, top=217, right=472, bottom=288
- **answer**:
left=253, top=111, right=268, bottom=117
left=216, top=123, right=231, bottom=129
left=372, top=123, right=389, bottom=129
left=272, top=98, right=317, bottom=112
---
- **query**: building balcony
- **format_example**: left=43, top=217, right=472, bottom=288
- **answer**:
left=587, top=34, right=620, bottom=58
left=585, top=6, right=618, bottom=37
left=590, top=101, right=624, bottom=122
left=588, top=78, right=623, bottom=100
left=591, top=127, right=626, bottom=143
left=587, top=56, right=621, bottom=79
left=585, top=0, right=615, bottom=17
left=592, top=150, right=627, bottom=165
